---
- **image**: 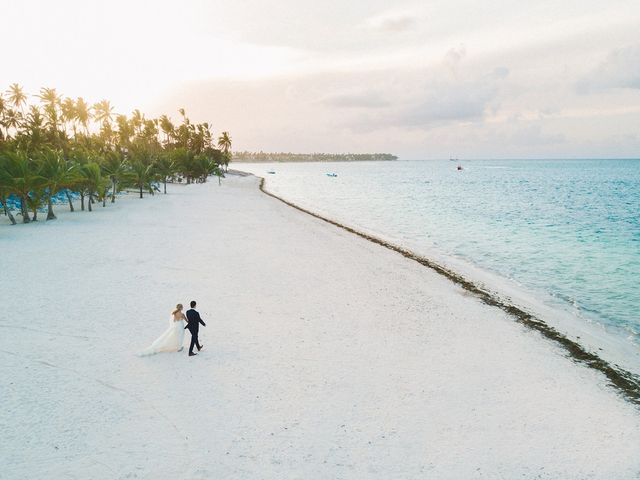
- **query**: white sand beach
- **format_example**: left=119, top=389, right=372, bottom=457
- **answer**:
left=2, top=174, right=640, bottom=479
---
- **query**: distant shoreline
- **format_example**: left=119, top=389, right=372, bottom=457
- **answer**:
left=232, top=152, right=398, bottom=163
left=233, top=159, right=396, bottom=163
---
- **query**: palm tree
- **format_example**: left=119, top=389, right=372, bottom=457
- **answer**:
left=97, top=178, right=110, bottom=207
left=153, top=154, right=176, bottom=194
left=0, top=150, right=46, bottom=222
left=93, top=99, right=114, bottom=135
left=93, top=100, right=113, bottom=126
left=175, top=108, right=192, bottom=149
left=192, top=152, right=223, bottom=184
left=3, top=108, right=21, bottom=140
left=38, top=87, right=62, bottom=138
left=26, top=188, right=46, bottom=221
left=0, top=194, right=17, bottom=224
left=20, top=106, right=45, bottom=152
left=6, top=83, right=27, bottom=114
left=217, top=131, right=232, bottom=153
left=170, top=147, right=194, bottom=183
left=79, top=162, right=108, bottom=212
left=115, top=114, right=133, bottom=147
left=93, top=100, right=115, bottom=150
left=75, top=97, right=91, bottom=135
left=61, top=97, right=78, bottom=138
left=131, top=109, right=144, bottom=138
left=66, top=145, right=89, bottom=210
left=142, top=119, right=159, bottom=143
left=217, top=131, right=232, bottom=171
left=0, top=153, right=17, bottom=224
left=98, top=121, right=115, bottom=149
left=191, top=125, right=206, bottom=154
left=102, top=152, right=128, bottom=203
left=62, top=157, right=78, bottom=212
left=0, top=94, right=6, bottom=140
left=159, top=115, right=174, bottom=145
left=38, top=148, right=79, bottom=220
left=129, top=160, right=155, bottom=198
left=201, top=123, right=213, bottom=148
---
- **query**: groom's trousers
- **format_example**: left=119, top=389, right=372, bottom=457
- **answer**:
left=189, top=328, right=201, bottom=354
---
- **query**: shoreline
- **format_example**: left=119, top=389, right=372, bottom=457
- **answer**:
left=255, top=174, right=640, bottom=406
left=231, top=159, right=397, bottom=163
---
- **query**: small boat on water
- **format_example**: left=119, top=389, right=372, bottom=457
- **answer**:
left=457, top=164, right=463, bottom=171
left=326, top=173, right=338, bottom=177
left=267, top=171, right=276, bottom=174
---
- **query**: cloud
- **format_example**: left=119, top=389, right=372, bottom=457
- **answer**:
left=492, top=67, right=510, bottom=79
left=363, top=11, right=418, bottom=33
left=318, top=50, right=511, bottom=132
left=315, top=59, right=510, bottom=132
left=509, top=125, right=565, bottom=146
left=387, top=67, right=509, bottom=128
left=443, top=45, right=466, bottom=73
left=398, top=83, right=495, bottom=125
left=320, top=91, right=390, bottom=108
left=576, top=44, right=640, bottom=93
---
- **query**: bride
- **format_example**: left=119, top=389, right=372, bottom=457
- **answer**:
left=139, top=304, right=186, bottom=356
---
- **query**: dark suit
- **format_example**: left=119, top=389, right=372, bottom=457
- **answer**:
left=185, top=308, right=206, bottom=354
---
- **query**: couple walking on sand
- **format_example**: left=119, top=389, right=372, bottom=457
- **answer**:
left=139, top=300, right=206, bottom=357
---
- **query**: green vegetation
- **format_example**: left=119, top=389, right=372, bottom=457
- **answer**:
left=232, top=152, right=397, bottom=163
left=0, top=84, right=231, bottom=225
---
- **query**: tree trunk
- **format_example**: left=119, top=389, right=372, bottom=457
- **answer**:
left=7, top=209, right=16, bottom=225
left=163, top=179, right=167, bottom=194
left=46, top=196, right=56, bottom=220
left=88, top=194, right=93, bottom=212
left=20, top=197, right=30, bottom=223
left=139, top=185, right=143, bottom=199
left=102, top=196, right=106, bottom=207
left=65, top=190, right=75, bottom=212
left=31, top=204, right=38, bottom=221
left=80, top=192, right=85, bottom=211
left=111, top=179, right=116, bottom=203
left=2, top=198, right=17, bottom=225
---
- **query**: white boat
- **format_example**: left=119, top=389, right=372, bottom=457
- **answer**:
left=326, top=173, right=338, bottom=177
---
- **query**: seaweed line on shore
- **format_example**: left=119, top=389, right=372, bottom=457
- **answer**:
left=256, top=176, right=640, bottom=406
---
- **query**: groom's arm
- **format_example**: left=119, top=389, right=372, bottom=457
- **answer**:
left=197, top=312, right=206, bottom=327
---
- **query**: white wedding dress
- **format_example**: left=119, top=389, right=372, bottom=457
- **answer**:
left=139, top=316, right=185, bottom=356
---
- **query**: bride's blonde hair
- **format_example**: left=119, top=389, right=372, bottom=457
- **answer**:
left=172, top=303, right=183, bottom=315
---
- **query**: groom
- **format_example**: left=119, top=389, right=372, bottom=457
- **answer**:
left=185, top=300, right=206, bottom=356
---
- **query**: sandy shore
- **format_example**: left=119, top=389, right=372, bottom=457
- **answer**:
left=2, top=175, right=639, bottom=479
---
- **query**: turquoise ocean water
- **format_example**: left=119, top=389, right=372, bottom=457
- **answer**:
left=240, top=159, right=640, bottom=359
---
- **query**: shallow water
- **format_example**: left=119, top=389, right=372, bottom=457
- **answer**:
left=239, top=159, right=640, bottom=353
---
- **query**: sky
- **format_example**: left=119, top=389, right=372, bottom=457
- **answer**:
left=2, top=0, right=640, bottom=159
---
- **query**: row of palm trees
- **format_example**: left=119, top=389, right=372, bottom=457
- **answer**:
left=0, top=84, right=233, bottom=225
